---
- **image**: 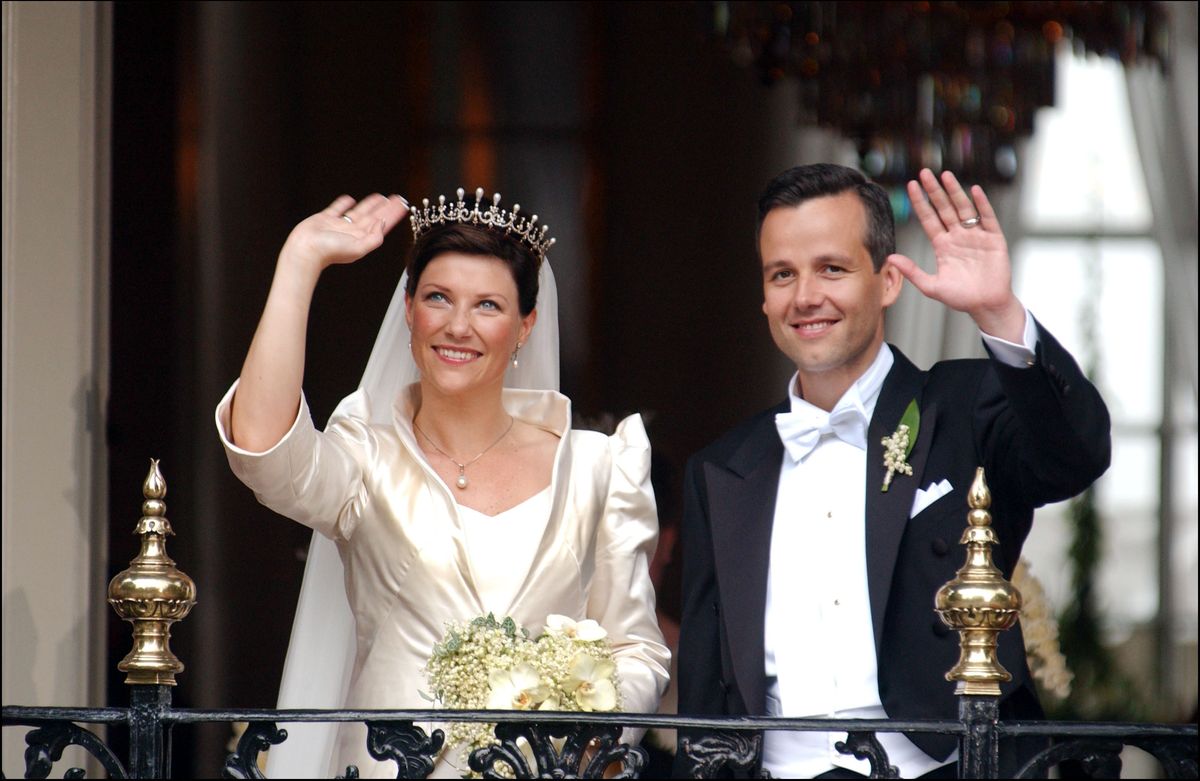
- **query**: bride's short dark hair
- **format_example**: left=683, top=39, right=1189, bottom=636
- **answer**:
left=406, top=223, right=541, bottom=315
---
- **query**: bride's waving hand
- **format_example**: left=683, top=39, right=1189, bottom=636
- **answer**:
left=231, top=193, right=409, bottom=452
left=283, top=193, right=408, bottom=272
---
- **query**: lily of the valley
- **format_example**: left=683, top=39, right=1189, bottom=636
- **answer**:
left=544, top=614, right=607, bottom=641
left=881, top=423, right=914, bottom=492
left=881, top=399, right=920, bottom=492
left=487, top=663, right=550, bottom=710
left=566, top=653, right=617, bottom=712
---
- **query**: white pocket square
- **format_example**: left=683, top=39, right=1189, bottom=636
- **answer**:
left=910, top=478, right=953, bottom=518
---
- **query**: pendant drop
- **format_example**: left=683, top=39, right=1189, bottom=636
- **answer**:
left=456, top=471, right=469, bottom=490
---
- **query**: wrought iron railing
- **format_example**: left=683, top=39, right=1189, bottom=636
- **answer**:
left=4, top=461, right=1197, bottom=779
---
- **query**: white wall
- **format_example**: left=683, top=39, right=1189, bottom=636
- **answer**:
left=2, top=0, right=110, bottom=774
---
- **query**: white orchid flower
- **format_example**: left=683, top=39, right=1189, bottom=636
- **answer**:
left=544, top=614, right=607, bottom=641
left=566, top=653, right=617, bottom=712
left=487, top=663, right=550, bottom=710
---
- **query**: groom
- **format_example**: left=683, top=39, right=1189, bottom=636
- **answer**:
left=675, top=164, right=1110, bottom=778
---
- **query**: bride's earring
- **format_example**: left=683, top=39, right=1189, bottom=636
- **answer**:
left=511, top=342, right=522, bottom=368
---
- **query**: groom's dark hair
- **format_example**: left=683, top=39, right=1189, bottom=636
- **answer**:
left=756, top=164, right=896, bottom=272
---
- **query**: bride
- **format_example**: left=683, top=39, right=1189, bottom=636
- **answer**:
left=214, top=189, right=670, bottom=777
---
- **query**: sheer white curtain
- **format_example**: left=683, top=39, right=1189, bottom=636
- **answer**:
left=1124, top=1, right=1199, bottom=401
left=1124, top=1, right=1199, bottom=708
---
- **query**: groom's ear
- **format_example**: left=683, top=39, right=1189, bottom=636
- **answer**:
left=880, top=260, right=903, bottom=308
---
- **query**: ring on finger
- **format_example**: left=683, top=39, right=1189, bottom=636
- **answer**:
left=960, top=216, right=981, bottom=228
left=341, top=214, right=354, bottom=224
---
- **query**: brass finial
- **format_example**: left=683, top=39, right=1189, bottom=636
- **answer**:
left=934, top=468, right=1022, bottom=696
left=107, top=459, right=197, bottom=685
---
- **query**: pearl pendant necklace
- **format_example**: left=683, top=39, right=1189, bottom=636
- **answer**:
left=414, top=416, right=514, bottom=490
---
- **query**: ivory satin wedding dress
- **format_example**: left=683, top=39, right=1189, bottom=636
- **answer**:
left=215, top=263, right=670, bottom=777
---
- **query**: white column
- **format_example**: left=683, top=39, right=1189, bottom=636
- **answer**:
left=2, top=0, right=110, bottom=775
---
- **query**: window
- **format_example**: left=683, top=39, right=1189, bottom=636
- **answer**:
left=1015, top=47, right=1197, bottom=651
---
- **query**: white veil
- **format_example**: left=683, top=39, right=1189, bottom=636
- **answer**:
left=265, top=261, right=559, bottom=778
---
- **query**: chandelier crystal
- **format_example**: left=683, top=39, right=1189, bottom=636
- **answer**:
left=708, top=1, right=1169, bottom=184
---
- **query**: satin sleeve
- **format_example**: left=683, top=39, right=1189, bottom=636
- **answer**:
left=587, top=414, right=672, bottom=720
left=214, top=380, right=370, bottom=542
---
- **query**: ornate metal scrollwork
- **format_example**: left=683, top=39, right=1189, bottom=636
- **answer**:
left=19, top=721, right=128, bottom=779
left=1013, top=739, right=1125, bottom=778
left=222, top=721, right=288, bottom=779
left=468, top=721, right=646, bottom=779
left=835, top=731, right=900, bottom=779
left=362, top=721, right=444, bottom=779
left=680, top=730, right=769, bottom=779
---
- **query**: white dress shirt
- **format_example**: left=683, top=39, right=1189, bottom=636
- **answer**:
left=762, top=314, right=1038, bottom=778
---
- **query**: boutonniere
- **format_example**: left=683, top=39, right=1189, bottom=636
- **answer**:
left=881, top=399, right=920, bottom=492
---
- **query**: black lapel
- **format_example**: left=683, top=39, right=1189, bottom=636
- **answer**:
left=706, top=403, right=786, bottom=714
left=865, top=347, right=935, bottom=656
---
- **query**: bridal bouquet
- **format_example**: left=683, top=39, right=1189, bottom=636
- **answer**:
left=423, top=612, right=623, bottom=769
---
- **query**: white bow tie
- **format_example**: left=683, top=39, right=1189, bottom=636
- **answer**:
left=775, top=406, right=869, bottom=462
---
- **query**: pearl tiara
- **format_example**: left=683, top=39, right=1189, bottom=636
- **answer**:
left=409, top=187, right=556, bottom=261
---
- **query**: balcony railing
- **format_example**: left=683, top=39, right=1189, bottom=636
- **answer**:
left=4, top=461, right=1196, bottom=779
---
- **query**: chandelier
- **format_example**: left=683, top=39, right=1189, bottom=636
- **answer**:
left=708, top=1, right=1169, bottom=185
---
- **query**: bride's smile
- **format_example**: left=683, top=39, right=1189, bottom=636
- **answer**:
left=433, top=346, right=482, bottom=363
left=406, top=252, right=535, bottom=397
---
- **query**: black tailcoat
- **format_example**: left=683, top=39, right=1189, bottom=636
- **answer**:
left=675, top=322, right=1111, bottom=773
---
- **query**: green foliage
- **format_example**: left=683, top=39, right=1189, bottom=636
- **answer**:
left=1046, top=254, right=1151, bottom=720
left=1048, top=485, right=1148, bottom=721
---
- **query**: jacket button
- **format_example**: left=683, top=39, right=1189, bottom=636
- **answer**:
left=713, top=601, right=720, bottom=615
left=931, top=538, right=949, bottom=556
left=932, top=621, right=950, bottom=637
left=719, top=678, right=731, bottom=693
